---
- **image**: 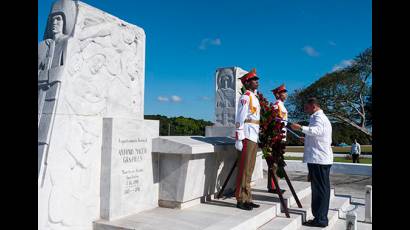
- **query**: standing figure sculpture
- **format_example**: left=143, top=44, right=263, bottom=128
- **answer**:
left=216, top=68, right=236, bottom=126
left=38, top=0, right=78, bottom=178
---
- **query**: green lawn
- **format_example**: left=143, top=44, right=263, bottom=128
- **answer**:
left=284, top=156, right=372, bottom=164
left=285, top=145, right=372, bottom=153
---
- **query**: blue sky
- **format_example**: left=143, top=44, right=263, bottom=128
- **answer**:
left=38, top=0, right=372, bottom=122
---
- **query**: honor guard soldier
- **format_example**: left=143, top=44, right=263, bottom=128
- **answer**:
left=266, top=84, right=289, bottom=194
left=234, top=68, right=261, bottom=210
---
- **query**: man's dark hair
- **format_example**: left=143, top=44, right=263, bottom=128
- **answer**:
left=306, top=97, right=320, bottom=107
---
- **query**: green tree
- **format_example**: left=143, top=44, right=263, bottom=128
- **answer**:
left=144, top=115, right=213, bottom=136
left=288, top=47, right=372, bottom=137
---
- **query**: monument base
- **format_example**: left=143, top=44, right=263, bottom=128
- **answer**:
left=205, top=126, right=235, bottom=137
left=152, top=136, right=264, bottom=210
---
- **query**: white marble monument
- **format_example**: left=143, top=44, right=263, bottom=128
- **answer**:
left=205, top=67, right=247, bottom=137
left=38, top=1, right=157, bottom=230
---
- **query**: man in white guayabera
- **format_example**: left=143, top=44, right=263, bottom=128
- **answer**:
left=290, top=97, right=333, bottom=228
left=350, top=139, right=361, bottom=163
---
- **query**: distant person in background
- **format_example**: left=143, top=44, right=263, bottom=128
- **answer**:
left=290, top=97, right=333, bottom=228
left=350, top=139, right=361, bottom=163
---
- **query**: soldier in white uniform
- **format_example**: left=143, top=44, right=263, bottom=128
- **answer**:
left=234, top=68, right=261, bottom=210
left=265, top=84, right=288, bottom=194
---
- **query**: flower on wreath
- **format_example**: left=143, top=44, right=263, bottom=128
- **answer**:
left=257, top=91, right=287, bottom=177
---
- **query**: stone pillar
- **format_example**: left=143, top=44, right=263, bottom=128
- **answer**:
left=365, top=185, right=372, bottom=223
left=205, top=66, right=247, bottom=138
left=346, top=211, right=357, bottom=230
left=38, top=1, right=152, bottom=230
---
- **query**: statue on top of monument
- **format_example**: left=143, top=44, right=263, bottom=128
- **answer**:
left=215, top=67, right=237, bottom=126
left=216, top=68, right=235, bottom=108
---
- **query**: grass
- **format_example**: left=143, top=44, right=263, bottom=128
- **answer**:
left=284, top=156, right=372, bottom=164
left=285, top=145, right=372, bottom=153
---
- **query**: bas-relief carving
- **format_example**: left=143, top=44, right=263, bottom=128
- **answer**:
left=215, top=68, right=236, bottom=126
left=60, top=3, right=145, bottom=118
left=41, top=116, right=102, bottom=229
left=38, top=0, right=79, bottom=185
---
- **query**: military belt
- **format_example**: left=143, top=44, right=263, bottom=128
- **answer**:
left=245, top=119, right=260, bottom=125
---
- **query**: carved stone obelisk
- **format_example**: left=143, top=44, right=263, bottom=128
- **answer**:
left=38, top=1, right=158, bottom=229
left=206, top=67, right=247, bottom=137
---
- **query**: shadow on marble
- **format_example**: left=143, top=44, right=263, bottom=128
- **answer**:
left=251, top=193, right=280, bottom=203
left=190, top=136, right=235, bottom=145
left=152, top=152, right=160, bottom=184
left=252, top=188, right=272, bottom=194
left=202, top=200, right=237, bottom=208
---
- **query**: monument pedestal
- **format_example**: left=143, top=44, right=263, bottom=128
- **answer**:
left=152, top=136, right=263, bottom=209
left=205, top=126, right=235, bottom=138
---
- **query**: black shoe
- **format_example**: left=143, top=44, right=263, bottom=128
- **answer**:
left=303, top=219, right=328, bottom=228
left=268, top=189, right=286, bottom=195
left=236, top=202, right=253, bottom=210
left=246, top=202, right=260, bottom=208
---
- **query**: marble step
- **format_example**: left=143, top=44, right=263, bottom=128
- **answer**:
left=298, top=196, right=350, bottom=230
left=258, top=193, right=350, bottom=230
left=94, top=178, right=314, bottom=230
left=258, top=213, right=302, bottom=230
left=287, top=188, right=335, bottom=222
left=250, top=179, right=312, bottom=211
left=94, top=197, right=278, bottom=230
left=203, top=198, right=278, bottom=230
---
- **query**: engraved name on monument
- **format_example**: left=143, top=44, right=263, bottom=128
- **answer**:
left=118, top=138, right=148, bottom=195
left=101, top=118, right=156, bottom=221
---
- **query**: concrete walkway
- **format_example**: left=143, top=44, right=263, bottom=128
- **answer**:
left=285, top=171, right=372, bottom=199
left=285, top=152, right=372, bottom=158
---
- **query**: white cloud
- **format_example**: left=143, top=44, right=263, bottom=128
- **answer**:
left=171, top=95, right=182, bottom=102
left=328, top=41, right=337, bottom=46
left=157, top=96, right=169, bottom=102
left=302, top=45, right=320, bottom=57
left=332, top=59, right=354, bottom=72
left=201, top=96, right=210, bottom=101
left=199, top=38, right=222, bottom=50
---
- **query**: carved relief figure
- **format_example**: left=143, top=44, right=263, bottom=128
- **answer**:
left=216, top=68, right=236, bottom=126
left=38, top=0, right=78, bottom=178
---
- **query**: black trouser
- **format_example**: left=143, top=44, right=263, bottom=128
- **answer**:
left=307, top=163, right=332, bottom=226
left=352, top=154, right=360, bottom=163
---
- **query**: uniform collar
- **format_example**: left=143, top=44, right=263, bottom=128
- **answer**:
left=246, top=89, right=257, bottom=95
left=311, top=109, right=323, bottom=116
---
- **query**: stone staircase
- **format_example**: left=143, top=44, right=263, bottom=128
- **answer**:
left=94, top=178, right=355, bottom=230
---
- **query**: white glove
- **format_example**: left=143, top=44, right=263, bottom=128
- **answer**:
left=235, top=140, right=243, bottom=151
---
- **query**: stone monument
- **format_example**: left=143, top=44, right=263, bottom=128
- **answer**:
left=38, top=1, right=158, bottom=229
left=206, top=67, right=248, bottom=137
